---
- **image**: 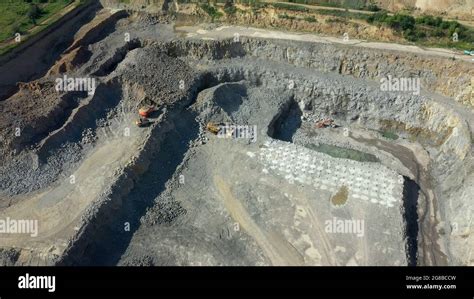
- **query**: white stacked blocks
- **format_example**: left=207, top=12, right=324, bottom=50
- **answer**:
left=256, top=140, right=403, bottom=208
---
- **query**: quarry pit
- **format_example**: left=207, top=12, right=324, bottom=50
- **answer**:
left=0, top=4, right=473, bottom=267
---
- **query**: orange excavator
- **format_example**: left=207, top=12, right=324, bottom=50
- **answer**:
left=138, top=106, right=156, bottom=118
left=135, top=105, right=155, bottom=127
left=315, top=118, right=337, bottom=129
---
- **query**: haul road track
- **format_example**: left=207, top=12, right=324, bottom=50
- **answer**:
left=0, top=4, right=473, bottom=266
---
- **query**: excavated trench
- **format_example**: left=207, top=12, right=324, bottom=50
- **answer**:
left=93, top=39, right=143, bottom=77
left=0, top=2, right=128, bottom=101
left=268, top=95, right=422, bottom=265
left=59, top=108, right=198, bottom=265
left=57, top=62, right=430, bottom=265
left=58, top=72, right=249, bottom=265
left=403, top=177, right=420, bottom=266
left=1, top=22, right=471, bottom=265
left=14, top=90, right=88, bottom=155
left=268, top=97, right=301, bottom=142
left=0, top=80, right=129, bottom=197
left=37, top=82, right=124, bottom=161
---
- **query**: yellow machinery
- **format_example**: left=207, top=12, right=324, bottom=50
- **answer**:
left=206, top=122, right=221, bottom=134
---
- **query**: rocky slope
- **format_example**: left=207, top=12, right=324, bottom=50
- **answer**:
left=0, top=5, right=472, bottom=266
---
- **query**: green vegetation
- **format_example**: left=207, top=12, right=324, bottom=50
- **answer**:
left=0, top=0, right=74, bottom=43
left=224, top=1, right=237, bottom=15
left=238, top=0, right=266, bottom=8
left=270, top=1, right=473, bottom=50
left=200, top=3, right=223, bottom=21
left=304, top=143, right=380, bottom=163
left=269, top=2, right=376, bottom=20
left=325, top=17, right=347, bottom=24
left=368, top=12, right=415, bottom=30
left=0, top=0, right=88, bottom=56
left=367, top=12, right=474, bottom=50
left=272, top=2, right=371, bottom=20
left=286, top=0, right=380, bottom=11
left=272, top=2, right=309, bottom=12
left=279, top=13, right=296, bottom=20
left=165, top=0, right=474, bottom=51
left=313, top=8, right=369, bottom=20
left=380, top=130, right=399, bottom=140
left=331, top=185, right=348, bottom=206
left=224, top=5, right=237, bottom=15
left=366, top=3, right=381, bottom=12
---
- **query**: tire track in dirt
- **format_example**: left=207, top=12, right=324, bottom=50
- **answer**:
left=214, top=175, right=304, bottom=266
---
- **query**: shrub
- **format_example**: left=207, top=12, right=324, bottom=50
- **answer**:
left=433, top=28, right=444, bottom=37
left=381, top=131, right=399, bottom=140
left=387, top=14, right=415, bottom=31
left=272, top=2, right=308, bottom=12
left=367, top=12, right=389, bottom=24
left=224, top=1, right=237, bottom=15
left=367, top=3, right=380, bottom=11
left=200, top=3, right=223, bottom=20
left=279, top=13, right=296, bottom=20
left=27, top=4, right=41, bottom=25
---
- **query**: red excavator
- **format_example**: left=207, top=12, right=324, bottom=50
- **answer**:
left=135, top=106, right=155, bottom=127
left=315, top=118, right=337, bottom=129
left=138, top=106, right=155, bottom=118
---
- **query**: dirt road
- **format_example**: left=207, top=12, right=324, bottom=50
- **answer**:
left=214, top=175, right=304, bottom=266
left=0, top=113, right=148, bottom=264
left=262, top=0, right=474, bottom=27
left=177, top=25, right=474, bottom=63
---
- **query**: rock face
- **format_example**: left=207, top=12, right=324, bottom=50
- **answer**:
left=163, top=38, right=474, bottom=108
left=0, top=1, right=100, bottom=101
left=99, top=0, right=167, bottom=13
left=0, top=10, right=472, bottom=266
